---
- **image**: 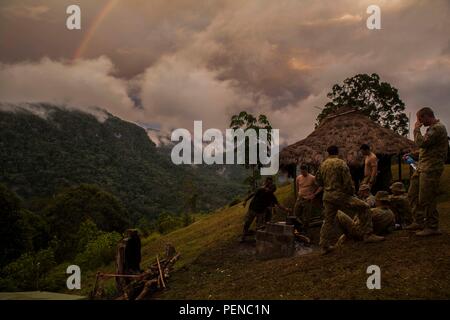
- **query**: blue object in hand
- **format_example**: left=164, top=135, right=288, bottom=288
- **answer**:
left=405, top=155, right=417, bottom=171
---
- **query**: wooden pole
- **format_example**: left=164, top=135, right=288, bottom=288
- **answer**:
left=293, top=163, right=297, bottom=196
left=156, top=255, right=166, bottom=289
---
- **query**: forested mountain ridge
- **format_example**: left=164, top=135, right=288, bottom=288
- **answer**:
left=0, top=103, right=247, bottom=223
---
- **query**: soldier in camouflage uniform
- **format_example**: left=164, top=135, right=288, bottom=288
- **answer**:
left=337, top=191, right=395, bottom=242
left=358, top=184, right=376, bottom=208
left=405, top=107, right=448, bottom=236
left=389, top=182, right=412, bottom=228
left=316, top=146, right=384, bottom=254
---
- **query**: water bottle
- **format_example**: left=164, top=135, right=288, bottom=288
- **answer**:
left=405, top=155, right=417, bottom=171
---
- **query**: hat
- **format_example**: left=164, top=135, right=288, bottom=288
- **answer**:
left=359, top=184, right=370, bottom=192
left=390, top=182, right=406, bottom=193
left=375, top=191, right=390, bottom=202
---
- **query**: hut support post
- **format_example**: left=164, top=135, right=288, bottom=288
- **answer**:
left=398, top=154, right=402, bottom=182
left=293, top=164, right=297, bottom=196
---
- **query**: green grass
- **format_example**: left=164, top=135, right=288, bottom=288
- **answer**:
left=81, top=165, right=450, bottom=299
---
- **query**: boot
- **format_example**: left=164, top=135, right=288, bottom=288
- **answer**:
left=404, top=222, right=423, bottom=231
left=415, top=228, right=442, bottom=237
left=363, top=234, right=385, bottom=243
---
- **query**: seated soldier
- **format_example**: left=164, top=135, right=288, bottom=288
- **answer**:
left=336, top=191, right=395, bottom=244
left=358, top=184, right=376, bottom=208
left=389, top=182, right=413, bottom=229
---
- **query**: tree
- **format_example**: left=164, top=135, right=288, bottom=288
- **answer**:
left=229, top=112, right=273, bottom=190
left=0, top=184, right=30, bottom=267
left=316, top=73, right=409, bottom=136
left=43, top=184, right=129, bottom=261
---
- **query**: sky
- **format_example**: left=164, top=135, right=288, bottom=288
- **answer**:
left=0, top=0, right=449, bottom=146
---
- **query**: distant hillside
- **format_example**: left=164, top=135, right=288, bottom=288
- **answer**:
left=0, top=103, right=248, bottom=223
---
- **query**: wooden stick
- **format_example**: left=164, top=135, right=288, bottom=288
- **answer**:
left=97, top=271, right=152, bottom=279
left=156, top=255, right=166, bottom=289
left=135, top=279, right=158, bottom=300
left=90, top=272, right=101, bottom=299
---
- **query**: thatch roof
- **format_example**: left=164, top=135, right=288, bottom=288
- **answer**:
left=280, top=108, right=417, bottom=168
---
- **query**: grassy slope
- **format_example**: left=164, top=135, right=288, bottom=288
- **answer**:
left=88, top=166, right=450, bottom=299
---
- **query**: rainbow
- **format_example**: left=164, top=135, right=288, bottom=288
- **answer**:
left=72, top=0, right=119, bottom=61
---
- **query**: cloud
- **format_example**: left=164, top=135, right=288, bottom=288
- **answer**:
left=1, top=4, right=49, bottom=20
left=1, top=0, right=450, bottom=146
left=0, top=56, right=137, bottom=121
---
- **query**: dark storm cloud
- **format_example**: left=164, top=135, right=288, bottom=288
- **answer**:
left=0, top=0, right=449, bottom=144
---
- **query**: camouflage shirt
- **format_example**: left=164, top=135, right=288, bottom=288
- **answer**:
left=389, top=194, right=412, bottom=223
left=316, top=156, right=355, bottom=202
left=414, top=121, right=448, bottom=173
left=365, top=194, right=376, bottom=208
left=371, top=207, right=395, bottom=235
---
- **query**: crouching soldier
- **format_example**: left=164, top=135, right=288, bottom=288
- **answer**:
left=241, top=178, right=290, bottom=242
left=336, top=191, right=395, bottom=244
left=389, top=182, right=413, bottom=228
left=316, top=146, right=384, bottom=255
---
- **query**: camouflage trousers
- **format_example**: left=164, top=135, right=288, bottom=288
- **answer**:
left=243, top=208, right=265, bottom=234
left=320, top=193, right=373, bottom=248
left=371, top=208, right=395, bottom=235
left=408, top=170, right=443, bottom=229
left=293, top=196, right=313, bottom=233
left=362, top=175, right=377, bottom=190
left=338, top=208, right=395, bottom=240
left=336, top=211, right=361, bottom=240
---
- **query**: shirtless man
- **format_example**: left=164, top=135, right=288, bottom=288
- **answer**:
left=293, top=165, right=322, bottom=234
left=360, top=144, right=378, bottom=190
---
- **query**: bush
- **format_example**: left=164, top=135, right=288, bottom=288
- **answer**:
left=156, top=212, right=183, bottom=234
left=0, top=248, right=56, bottom=291
left=75, top=231, right=121, bottom=270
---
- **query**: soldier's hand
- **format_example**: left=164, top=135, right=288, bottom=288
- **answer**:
left=414, top=121, right=423, bottom=130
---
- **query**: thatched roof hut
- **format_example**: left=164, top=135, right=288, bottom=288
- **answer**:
left=280, top=108, right=417, bottom=170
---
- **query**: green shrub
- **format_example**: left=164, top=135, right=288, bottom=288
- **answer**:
left=75, top=232, right=121, bottom=270
left=0, top=248, right=56, bottom=291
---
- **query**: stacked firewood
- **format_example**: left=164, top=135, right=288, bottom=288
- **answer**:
left=90, top=244, right=180, bottom=300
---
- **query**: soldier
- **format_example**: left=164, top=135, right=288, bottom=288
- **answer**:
left=337, top=191, right=395, bottom=242
left=316, top=145, right=384, bottom=254
left=360, top=144, right=378, bottom=190
left=405, top=107, right=448, bottom=236
left=389, top=181, right=412, bottom=228
left=358, top=184, right=376, bottom=208
left=293, top=164, right=322, bottom=235
left=241, top=178, right=290, bottom=242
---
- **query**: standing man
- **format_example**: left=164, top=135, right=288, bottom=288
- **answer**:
left=360, top=144, right=378, bottom=190
left=406, top=107, right=448, bottom=236
left=293, top=165, right=322, bottom=234
left=316, top=146, right=383, bottom=254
